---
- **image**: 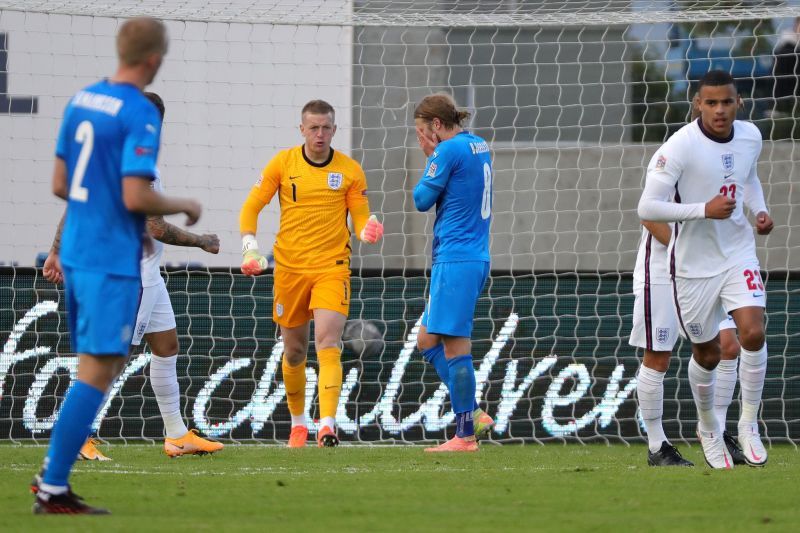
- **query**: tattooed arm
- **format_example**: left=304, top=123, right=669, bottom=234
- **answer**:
left=42, top=212, right=66, bottom=284
left=147, top=215, right=220, bottom=253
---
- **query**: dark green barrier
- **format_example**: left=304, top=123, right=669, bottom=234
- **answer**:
left=1, top=268, right=798, bottom=443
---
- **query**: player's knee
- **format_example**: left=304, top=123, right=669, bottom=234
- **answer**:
left=443, top=338, right=471, bottom=358
left=642, top=350, right=671, bottom=373
left=416, top=335, right=437, bottom=353
left=738, top=325, right=765, bottom=351
left=153, top=338, right=179, bottom=357
left=720, top=336, right=741, bottom=359
left=692, top=341, right=721, bottom=369
left=283, top=348, right=306, bottom=367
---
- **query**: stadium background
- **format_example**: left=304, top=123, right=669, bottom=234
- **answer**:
left=0, top=0, right=799, bottom=444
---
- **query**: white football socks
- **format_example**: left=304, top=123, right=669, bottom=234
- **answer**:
left=291, top=414, right=307, bottom=428
left=149, top=354, right=188, bottom=440
left=320, top=416, right=336, bottom=431
left=688, top=357, right=718, bottom=434
left=714, top=358, right=738, bottom=434
left=636, top=364, right=668, bottom=453
left=738, top=343, right=767, bottom=428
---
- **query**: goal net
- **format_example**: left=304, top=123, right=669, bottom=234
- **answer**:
left=1, top=0, right=799, bottom=444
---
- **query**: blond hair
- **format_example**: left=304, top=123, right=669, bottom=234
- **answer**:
left=413, top=93, right=471, bottom=129
left=117, top=17, right=168, bottom=66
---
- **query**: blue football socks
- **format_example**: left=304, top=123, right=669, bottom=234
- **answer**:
left=448, top=354, right=476, bottom=438
left=42, top=380, right=106, bottom=488
left=422, top=344, right=479, bottom=411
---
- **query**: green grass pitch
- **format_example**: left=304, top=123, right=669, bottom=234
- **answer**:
left=1, top=443, right=797, bottom=532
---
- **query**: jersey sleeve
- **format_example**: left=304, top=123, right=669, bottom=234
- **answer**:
left=250, top=151, right=283, bottom=204
left=638, top=135, right=705, bottom=222
left=55, top=102, right=73, bottom=160
left=121, top=102, right=161, bottom=179
left=239, top=151, right=284, bottom=235
left=645, top=135, right=685, bottom=188
left=743, top=157, right=768, bottom=215
left=414, top=142, right=456, bottom=211
left=346, top=163, right=371, bottom=235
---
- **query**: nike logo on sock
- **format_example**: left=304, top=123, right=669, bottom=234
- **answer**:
left=324, top=385, right=340, bottom=390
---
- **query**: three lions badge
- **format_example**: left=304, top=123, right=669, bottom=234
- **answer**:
left=328, top=172, right=343, bottom=190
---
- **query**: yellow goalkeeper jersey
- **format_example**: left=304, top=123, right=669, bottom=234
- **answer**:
left=243, top=145, right=370, bottom=272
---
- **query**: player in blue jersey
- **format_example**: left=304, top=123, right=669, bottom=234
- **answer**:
left=42, top=92, right=224, bottom=461
left=412, top=94, right=493, bottom=453
left=31, top=18, right=202, bottom=515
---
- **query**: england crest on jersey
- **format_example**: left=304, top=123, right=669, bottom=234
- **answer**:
left=328, top=172, right=343, bottom=190
left=722, top=153, right=734, bottom=172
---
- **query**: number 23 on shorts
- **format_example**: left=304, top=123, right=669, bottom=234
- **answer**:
left=744, top=269, right=764, bottom=292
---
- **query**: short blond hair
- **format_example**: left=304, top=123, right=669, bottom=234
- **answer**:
left=117, top=17, right=168, bottom=66
left=302, top=99, right=335, bottom=121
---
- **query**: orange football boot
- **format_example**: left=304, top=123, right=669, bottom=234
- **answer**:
left=288, top=426, right=309, bottom=448
left=164, top=429, right=224, bottom=458
left=473, top=408, right=495, bottom=440
left=77, top=438, right=112, bottom=461
left=424, top=436, right=479, bottom=453
left=317, top=426, right=339, bottom=448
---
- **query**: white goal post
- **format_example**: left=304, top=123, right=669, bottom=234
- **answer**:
left=0, top=0, right=798, bottom=444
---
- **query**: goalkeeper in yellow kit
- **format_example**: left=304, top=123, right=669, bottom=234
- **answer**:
left=239, top=100, right=383, bottom=447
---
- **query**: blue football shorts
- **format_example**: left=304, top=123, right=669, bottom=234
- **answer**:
left=63, top=265, right=141, bottom=356
left=421, top=260, right=489, bottom=338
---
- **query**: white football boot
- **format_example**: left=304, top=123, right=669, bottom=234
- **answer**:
left=737, top=423, right=768, bottom=467
left=697, top=429, right=733, bottom=469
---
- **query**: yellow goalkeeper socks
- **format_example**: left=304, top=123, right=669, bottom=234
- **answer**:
left=317, top=346, right=342, bottom=423
left=282, top=357, right=307, bottom=420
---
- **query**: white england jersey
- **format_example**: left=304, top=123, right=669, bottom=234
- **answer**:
left=140, top=167, right=165, bottom=288
left=633, top=228, right=671, bottom=285
left=645, top=119, right=762, bottom=278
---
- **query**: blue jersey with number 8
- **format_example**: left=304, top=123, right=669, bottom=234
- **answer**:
left=56, top=80, right=161, bottom=278
left=414, top=131, right=492, bottom=264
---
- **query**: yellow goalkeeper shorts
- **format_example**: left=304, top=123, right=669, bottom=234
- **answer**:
left=272, top=267, right=350, bottom=328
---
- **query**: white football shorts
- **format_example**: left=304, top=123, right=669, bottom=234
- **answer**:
left=131, top=279, right=177, bottom=346
left=719, top=314, right=737, bottom=331
left=673, top=261, right=765, bottom=344
left=629, top=281, right=679, bottom=352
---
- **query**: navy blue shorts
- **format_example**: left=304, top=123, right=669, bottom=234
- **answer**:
left=63, top=265, right=140, bottom=356
left=421, top=261, right=489, bottom=338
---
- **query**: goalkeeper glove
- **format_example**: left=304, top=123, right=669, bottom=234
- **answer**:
left=360, top=215, right=384, bottom=244
left=241, top=235, right=269, bottom=276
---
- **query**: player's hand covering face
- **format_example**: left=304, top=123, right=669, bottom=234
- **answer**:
left=300, top=112, right=336, bottom=159
left=415, top=118, right=439, bottom=157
